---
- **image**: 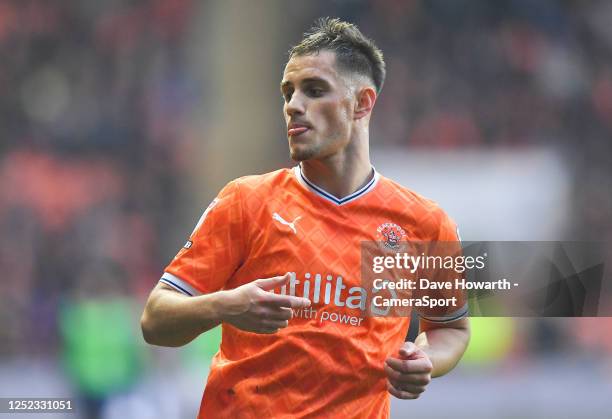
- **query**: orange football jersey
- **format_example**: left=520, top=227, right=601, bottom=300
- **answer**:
left=161, top=166, right=466, bottom=418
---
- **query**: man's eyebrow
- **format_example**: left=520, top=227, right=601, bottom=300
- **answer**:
left=280, top=77, right=330, bottom=90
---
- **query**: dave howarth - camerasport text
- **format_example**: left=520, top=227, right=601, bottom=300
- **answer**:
left=372, top=278, right=512, bottom=291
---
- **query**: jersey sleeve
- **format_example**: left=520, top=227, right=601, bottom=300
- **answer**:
left=160, top=180, right=246, bottom=296
left=414, top=212, right=469, bottom=323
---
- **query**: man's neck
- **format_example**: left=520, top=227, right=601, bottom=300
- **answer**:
left=299, top=148, right=373, bottom=200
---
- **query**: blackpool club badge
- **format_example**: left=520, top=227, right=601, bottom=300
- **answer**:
left=376, top=222, right=406, bottom=250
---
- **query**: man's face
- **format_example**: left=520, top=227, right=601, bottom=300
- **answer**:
left=281, top=50, right=355, bottom=161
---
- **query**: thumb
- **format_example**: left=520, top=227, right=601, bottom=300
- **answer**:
left=399, top=342, right=419, bottom=359
left=255, top=273, right=291, bottom=291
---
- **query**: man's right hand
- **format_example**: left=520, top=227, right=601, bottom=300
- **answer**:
left=220, top=273, right=311, bottom=334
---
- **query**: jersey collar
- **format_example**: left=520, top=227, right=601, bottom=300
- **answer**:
left=293, top=164, right=380, bottom=206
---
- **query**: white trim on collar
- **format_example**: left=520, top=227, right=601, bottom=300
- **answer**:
left=293, top=165, right=380, bottom=206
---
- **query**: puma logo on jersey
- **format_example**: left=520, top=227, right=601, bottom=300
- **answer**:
left=272, top=212, right=302, bottom=234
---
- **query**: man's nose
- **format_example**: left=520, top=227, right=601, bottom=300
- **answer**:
left=285, top=93, right=305, bottom=116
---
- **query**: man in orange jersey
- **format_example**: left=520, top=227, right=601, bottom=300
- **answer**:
left=141, top=17, right=470, bottom=418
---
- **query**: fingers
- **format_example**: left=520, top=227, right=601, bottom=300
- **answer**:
left=255, top=306, right=293, bottom=321
left=254, top=317, right=291, bottom=334
left=253, top=273, right=311, bottom=308
left=386, top=380, right=423, bottom=400
left=227, top=316, right=290, bottom=334
left=254, top=273, right=291, bottom=291
left=385, top=356, right=433, bottom=375
left=230, top=305, right=293, bottom=334
left=270, top=306, right=293, bottom=321
left=226, top=273, right=312, bottom=334
left=262, top=292, right=311, bottom=309
left=384, top=353, right=431, bottom=400
left=384, top=363, right=431, bottom=386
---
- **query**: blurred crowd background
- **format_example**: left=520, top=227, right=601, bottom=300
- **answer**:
left=1, top=0, right=611, bottom=418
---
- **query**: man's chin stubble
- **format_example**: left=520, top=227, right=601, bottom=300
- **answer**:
left=290, top=147, right=318, bottom=162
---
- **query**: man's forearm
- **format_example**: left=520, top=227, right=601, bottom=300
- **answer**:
left=141, top=274, right=310, bottom=347
left=141, top=285, right=225, bottom=347
left=415, top=319, right=470, bottom=377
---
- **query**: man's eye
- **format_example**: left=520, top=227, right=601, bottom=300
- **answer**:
left=283, top=92, right=293, bottom=102
left=308, top=88, right=323, bottom=97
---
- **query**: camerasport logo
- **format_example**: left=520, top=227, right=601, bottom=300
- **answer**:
left=376, top=222, right=406, bottom=249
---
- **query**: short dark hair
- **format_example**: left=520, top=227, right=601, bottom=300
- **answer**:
left=289, top=17, right=386, bottom=94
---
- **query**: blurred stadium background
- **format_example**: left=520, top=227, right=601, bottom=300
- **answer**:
left=1, top=0, right=612, bottom=418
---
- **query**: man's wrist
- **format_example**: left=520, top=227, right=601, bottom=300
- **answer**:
left=194, top=290, right=232, bottom=324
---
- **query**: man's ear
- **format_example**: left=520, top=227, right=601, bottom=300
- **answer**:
left=354, top=86, right=377, bottom=120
